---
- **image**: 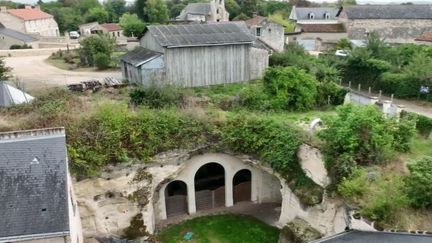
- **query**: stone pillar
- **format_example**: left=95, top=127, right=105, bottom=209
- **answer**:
left=159, top=185, right=167, bottom=220
left=251, top=170, right=258, bottom=203
left=187, top=181, right=196, bottom=214
left=382, top=100, right=392, bottom=117
left=225, top=170, right=234, bottom=207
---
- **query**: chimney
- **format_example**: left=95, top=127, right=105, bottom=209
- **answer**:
left=0, top=6, right=7, bottom=12
left=24, top=5, right=32, bottom=9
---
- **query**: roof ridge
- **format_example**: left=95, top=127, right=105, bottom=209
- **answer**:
left=0, top=127, right=65, bottom=141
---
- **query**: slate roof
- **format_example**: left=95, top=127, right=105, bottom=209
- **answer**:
left=313, top=230, right=432, bottom=243
left=0, top=128, right=69, bottom=240
left=0, top=81, right=34, bottom=107
left=300, top=23, right=345, bottom=33
left=293, top=7, right=339, bottom=20
left=342, top=5, right=432, bottom=19
left=177, top=3, right=211, bottom=19
left=121, top=47, right=162, bottom=67
left=0, top=27, right=36, bottom=42
left=7, top=8, right=53, bottom=21
left=147, top=22, right=254, bottom=48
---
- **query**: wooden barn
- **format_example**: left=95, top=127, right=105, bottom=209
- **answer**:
left=120, top=22, right=269, bottom=87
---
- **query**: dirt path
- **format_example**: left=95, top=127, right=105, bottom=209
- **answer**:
left=4, top=55, right=121, bottom=92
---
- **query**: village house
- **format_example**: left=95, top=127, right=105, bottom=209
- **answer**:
left=120, top=22, right=268, bottom=87
left=337, top=5, right=432, bottom=43
left=245, top=15, right=285, bottom=52
left=0, top=23, right=38, bottom=49
left=176, top=0, right=229, bottom=22
left=0, top=128, right=83, bottom=243
left=0, top=5, right=59, bottom=37
left=288, top=7, right=346, bottom=51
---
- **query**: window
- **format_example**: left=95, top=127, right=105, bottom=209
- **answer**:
left=219, top=0, right=222, bottom=4
left=324, top=12, right=330, bottom=19
left=268, top=28, right=271, bottom=33
left=117, top=31, right=120, bottom=37
left=308, top=13, right=315, bottom=19
left=216, top=8, right=220, bottom=14
left=256, top=27, right=261, bottom=36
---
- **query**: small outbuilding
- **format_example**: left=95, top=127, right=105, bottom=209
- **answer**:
left=0, top=24, right=38, bottom=49
left=120, top=22, right=269, bottom=87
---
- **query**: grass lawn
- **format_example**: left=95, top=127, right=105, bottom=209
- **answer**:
left=400, top=135, right=432, bottom=162
left=156, top=214, right=280, bottom=243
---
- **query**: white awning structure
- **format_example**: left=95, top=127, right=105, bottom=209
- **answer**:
left=0, top=81, right=34, bottom=107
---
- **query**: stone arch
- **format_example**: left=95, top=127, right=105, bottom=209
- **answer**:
left=165, top=180, right=188, bottom=217
left=194, top=162, right=225, bottom=211
left=233, top=169, right=252, bottom=203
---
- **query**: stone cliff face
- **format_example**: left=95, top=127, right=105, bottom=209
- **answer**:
left=73, top=148, right=347, bottom=242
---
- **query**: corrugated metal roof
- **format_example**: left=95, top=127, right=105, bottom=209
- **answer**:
left=0, top=27, right=36, bottom=42
left=343, top=5, right=432, bottom=19
left=147, top=22, right=254, bottom=48
left=177, top=3, right=211, bottom=20
left=0, top=128, right=69, bottom=240
left=120, top=47, right=162, bottom=67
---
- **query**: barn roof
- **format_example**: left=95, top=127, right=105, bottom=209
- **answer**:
left=147, top=22, right=254, bottom=48
left=121, top=47, right=162, bottom=67
left=0, top=27, right=36, bottom=42
left=177, top=3, right=211, bottom=20
left=99, top=23, right=122, bottom=32
left=342, top=5, right=432, bottom=19
left=312, top=230, right=432, bottom=243
left=0, top=128, right=69, bottom=241
left=245, top=15, right=266, bottom=27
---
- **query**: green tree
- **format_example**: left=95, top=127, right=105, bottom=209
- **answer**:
left=366, top=32, right=388, bottom=58
left=144, top=0, right=169, bottom=23
left=86, top=6, right=109, bottom=23
left=225, top=0, right=241, bottom=20
left=78, top=0, right=101, bottom=13
left=104, top=0, right=127, bottom=22
left=119, top=13, right=146, bottom=38
left=94, top=52, right=111, bottom=70
left=405, top=157, right=432, bottom=208
left=336, top=38, right=352, bottom=50
left=135, top=0, right=147, bottom=20
left=79, top=34, right=115, bottom=67
left=263, top=66, right=318, bottom=111
left=0, top=58, right=11, bottom=80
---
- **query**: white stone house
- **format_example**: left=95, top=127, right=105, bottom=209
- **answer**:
left=288, top=7, right=345, bottom=51
left=0, top=128, right=83, bottom=243
left=176, top=0, right=229, bottom=22
left=0, top=6, right=59, bottom=37
left=245, top=15, right=285, bottom=52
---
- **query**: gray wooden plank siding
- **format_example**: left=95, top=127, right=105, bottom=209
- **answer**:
left=164, top=44, right=250, bottom=87
left=250, top=47, right=269, bottom=80
left=140, top=33, right=165, bottom=53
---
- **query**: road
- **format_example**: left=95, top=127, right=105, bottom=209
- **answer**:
left=4, top=55, right=122, bottom=92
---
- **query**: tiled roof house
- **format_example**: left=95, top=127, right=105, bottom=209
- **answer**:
left=0, top=5, right=59, bottom=37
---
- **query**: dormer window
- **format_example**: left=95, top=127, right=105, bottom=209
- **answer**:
left=256, top=27, right=261, bottom=36
left=308, top=13, right=315, bottom=19
left=324, top=12, right=330, bottom=19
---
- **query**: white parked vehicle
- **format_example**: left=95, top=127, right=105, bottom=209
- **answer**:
left=335, top=50, right=350, bottom=57
left=69, top=31, right=80, bottom=39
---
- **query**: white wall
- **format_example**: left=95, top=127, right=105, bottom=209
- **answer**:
left=24, top=18, right=59, bottom=37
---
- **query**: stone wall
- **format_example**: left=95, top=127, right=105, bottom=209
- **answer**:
left=339, top=16, right=432, bottom=43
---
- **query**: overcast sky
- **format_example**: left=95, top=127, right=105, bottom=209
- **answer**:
left=8, top=0, right=432, bottom=6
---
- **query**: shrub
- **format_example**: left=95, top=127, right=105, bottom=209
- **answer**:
left=10, top=44, right=32, bottom=49
left=222, top=114, right=323, bottom=205
left=79, top=34, right=115, bottom=66
left=360, top=175, right=408, bottom=222
left=262, top=66, right=318, bottom=111
left=129, top=85, right=183, bottom=108
left=338, top=168, right=367, bottom=200
left=94, top=52, right=111, bottom=70
left=405, top=157, right=432, bottom=208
